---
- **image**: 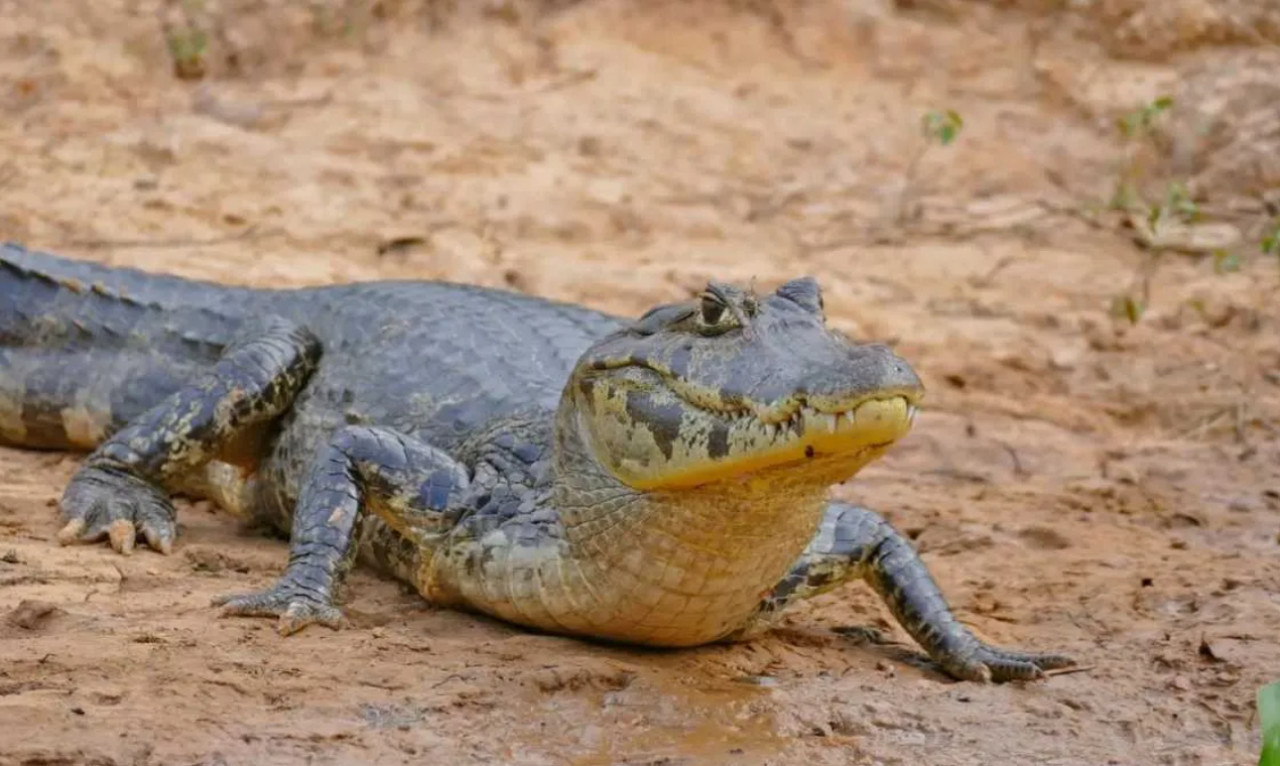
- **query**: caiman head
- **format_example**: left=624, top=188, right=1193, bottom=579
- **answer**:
left=562, top=277, right=925, bottom=491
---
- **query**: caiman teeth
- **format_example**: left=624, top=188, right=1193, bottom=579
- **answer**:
left=693, top=395, right=918, bottom=443
left=741, top=396, right=915, bottom=437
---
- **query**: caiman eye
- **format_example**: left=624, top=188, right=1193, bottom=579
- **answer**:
left=694, top=292, right=741, bottom=337
left=699, top=293, right=727, bottom=327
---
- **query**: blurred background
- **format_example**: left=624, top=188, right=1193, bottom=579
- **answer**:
left=0, top=1, right=1277, bottom=764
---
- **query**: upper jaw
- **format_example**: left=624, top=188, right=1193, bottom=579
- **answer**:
left=686, top=391, right=920, bottom=460
left=694, top=386, right=924, bottom=436
left=749, top=389, right=923, bottom=425
left=661, top=366, right=925, bottom=424
left=755, top=396, right=919, bottom=439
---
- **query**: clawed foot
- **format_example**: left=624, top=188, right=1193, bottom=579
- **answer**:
left=837, top=624, right=1074, bottom=682
left=941, top=643, right=1076, bottom=683
left=57, top=465, right=176, bottom=555
left=214, top=579, right=346, bottom=635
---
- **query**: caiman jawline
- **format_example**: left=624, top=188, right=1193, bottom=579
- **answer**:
left=671, top=384, right=921, bottom=444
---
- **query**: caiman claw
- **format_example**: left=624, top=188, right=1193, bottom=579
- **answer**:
left=939, top=643, right=1077, bottom=683
left=57, top=466, right=177, bottom=555
left=214, top=578, right=347, bottom=635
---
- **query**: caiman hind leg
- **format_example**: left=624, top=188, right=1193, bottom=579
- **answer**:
left=732, top=501, right=1076, bottom=683
left=58, top=317, right=319, bottom=555
left=215, top=425, right=470, bottom=634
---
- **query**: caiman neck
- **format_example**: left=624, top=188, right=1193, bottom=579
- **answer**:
left=548, top=402, right=861, bottom=646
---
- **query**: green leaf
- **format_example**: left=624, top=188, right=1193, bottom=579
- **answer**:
left=1164, top=182, right=1198, bottom=222
left=167, top=28, right=208, bottom=61
left=1260, top=681, right=1280, bottom=766
left=1147, top=204, right=1162, bottom=230
left=1262, top=218, right=1280, bottom=257
left=921, top=109, right=963, bottom=147
left=1111, top=294, right=1144, bottom=324
left=1212, top=250, right=1241, bottom=274
left=1118, top=96, right=1174, bottom=139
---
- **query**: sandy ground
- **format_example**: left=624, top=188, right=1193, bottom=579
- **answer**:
left=1, top=1, right=1279, bottom=764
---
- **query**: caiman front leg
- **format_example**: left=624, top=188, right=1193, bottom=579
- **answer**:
left=57, top=317, right=319, bottom=555
left=215, top=425, right=470, bottom=635
left=734, top=501, right=1076, bottom=683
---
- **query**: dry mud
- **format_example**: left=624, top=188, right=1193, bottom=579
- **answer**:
left=1, top=1, right=1278, bottom=764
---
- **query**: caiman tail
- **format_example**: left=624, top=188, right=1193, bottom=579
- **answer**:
left=0, top=243, right=252, bottom=450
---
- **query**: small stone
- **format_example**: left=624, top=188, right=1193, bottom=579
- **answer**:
left=6, top=600, right=62, bottom=630
left=371, top=627, right=387, bottom=639
left=90, top=690, right=124, bottom=706
left=1170, top=675, right=1192, bottom=691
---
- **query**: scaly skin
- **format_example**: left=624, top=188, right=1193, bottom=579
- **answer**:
left=0, top=243, right=1074, bottom=682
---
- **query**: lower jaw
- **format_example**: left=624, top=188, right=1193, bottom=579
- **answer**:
left=737, top=444, right=892, bottom=488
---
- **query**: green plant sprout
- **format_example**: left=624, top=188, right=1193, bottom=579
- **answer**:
left=164, top=0, right=210, bottom=81
left=1103, top=98, right=1276, bottom=324
left=1110, top=293, right=1144, bottom=324
left=1212, top=250, right=1241, bottom=274
left=921, top=109, right=964, bottom=146
left=1118, top=96, right=1173, bottom=140
left=1145, top=181, right=1200, bottom=239
left=1154, top=182, right=1198, bottom=223
left=1112, top=181, right=1201, bottom=325
left=895, top=109, right=964, bottom=224
left=167, top=26, right=208, bottom=80
left=1262, top=217, right=1280, bottom=259
left=1260, top=681, right=1280, bottom=766
left=1110, top=96, right=1175, bottom=212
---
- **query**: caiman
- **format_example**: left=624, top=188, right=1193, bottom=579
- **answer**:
left=0, top=243, right=1074, bottom=682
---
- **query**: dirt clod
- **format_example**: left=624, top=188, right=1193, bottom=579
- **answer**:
left=6, top=600, right=63, bottom=630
